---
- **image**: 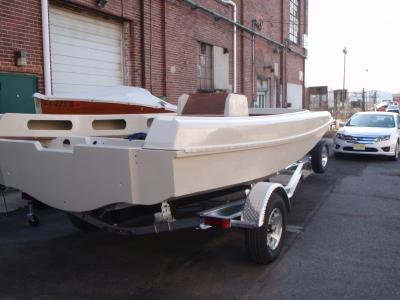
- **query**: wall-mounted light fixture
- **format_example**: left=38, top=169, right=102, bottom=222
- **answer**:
left=252, top=19, right=263, bottom=31
left=15, top=50, right=27, bottom=67
left=96, top=0, right=108, bottom=8
left=264, top=64, right=274, bottom=73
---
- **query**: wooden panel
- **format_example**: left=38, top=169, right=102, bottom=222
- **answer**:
left=181, top=93, right=228, bottom=116
left=38, top=100, right=172, bottom=114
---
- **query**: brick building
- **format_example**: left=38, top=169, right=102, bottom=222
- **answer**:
left=0, top=0, right=308, bottom=112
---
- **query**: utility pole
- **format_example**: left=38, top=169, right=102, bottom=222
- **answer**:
left=365, top=68, right=369, bottom=110
left=362, top=88, right=366, bottom=112
left=342, top=47, right=347, bottom=106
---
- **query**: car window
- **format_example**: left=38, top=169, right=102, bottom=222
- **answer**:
left=346, top=114, right=395, bottom=128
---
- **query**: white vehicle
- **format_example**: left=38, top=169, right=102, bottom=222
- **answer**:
left=386, top=105, right=400, bottom=114
left=334, top=112, right=400, bottom=160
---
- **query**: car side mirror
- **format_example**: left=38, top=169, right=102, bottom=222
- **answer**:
left=339, top=122, right=345, bottom=127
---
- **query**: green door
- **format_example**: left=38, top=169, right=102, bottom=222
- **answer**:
left=0, top=73, right=37, bottom=113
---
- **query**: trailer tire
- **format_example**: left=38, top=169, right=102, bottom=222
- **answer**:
left=311, top=140, right=329, bottom=174
left=245, top=192, right=287, bottom=265
left=68, top=214, right=98, bottom=232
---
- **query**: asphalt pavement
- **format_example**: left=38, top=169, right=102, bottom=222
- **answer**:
left=0, top=145, right=399, bottom=300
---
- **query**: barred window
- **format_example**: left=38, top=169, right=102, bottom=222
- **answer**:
left=197, top=42, right=214, bottom=92
left=289, top=0, right=299, bottom=43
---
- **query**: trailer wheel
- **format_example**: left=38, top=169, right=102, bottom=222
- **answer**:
left=311, top=140, right=329, bottom=174
left=245, top=192, right=287, bottom=265
left=68, top=214, right=98, bottom=232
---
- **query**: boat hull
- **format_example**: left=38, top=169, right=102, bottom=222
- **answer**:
left=0, top=111, right=332, bottom=212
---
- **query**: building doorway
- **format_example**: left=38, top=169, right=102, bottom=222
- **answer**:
left=255, top=78, right=270, bottom=108
left=49, top=6, right=124, bottom=94
left=0, top=73, right=37, bottom=113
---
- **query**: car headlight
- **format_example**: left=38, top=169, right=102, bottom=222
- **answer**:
left=336, top=133, right=352, bottom=141
left=375, top=135, right=391, bottom=142
left=336, top=133, right=346, bottom=140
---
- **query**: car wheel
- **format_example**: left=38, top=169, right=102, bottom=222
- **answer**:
left=389, top=142, right=399, bottom=161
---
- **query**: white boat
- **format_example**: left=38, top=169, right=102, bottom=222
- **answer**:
left=0, top=93, right=332, bottom=212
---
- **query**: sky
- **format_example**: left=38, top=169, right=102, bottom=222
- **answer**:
left=306, top=0, right=400, bottom=93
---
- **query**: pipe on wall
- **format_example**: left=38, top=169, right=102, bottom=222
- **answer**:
left=279, top=0, right=285, bottom=108
left=251, top=20, right=256, bottom=103
left=219, top=0, right=237, bottom=94
left=184, top=0, right=307, bottom=108
left=41, top=0, right=52, bottom=95
left=184, top=0, right=284, bottom=48
left=140, top=0, right=146, bottom=88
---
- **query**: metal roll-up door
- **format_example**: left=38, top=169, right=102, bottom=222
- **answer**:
left=49, top=6, right=123, bottom=94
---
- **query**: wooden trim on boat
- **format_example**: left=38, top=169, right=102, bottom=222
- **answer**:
left=37, top=99, right=173, bottom=114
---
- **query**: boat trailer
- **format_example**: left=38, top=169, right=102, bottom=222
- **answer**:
left=24, top=140, right=328, bottom=264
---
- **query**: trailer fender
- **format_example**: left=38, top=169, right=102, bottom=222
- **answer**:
left=241, top=182, right=290, bottom=228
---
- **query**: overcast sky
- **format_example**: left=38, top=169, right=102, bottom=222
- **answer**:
left=306, top=0, right=400, bottom=93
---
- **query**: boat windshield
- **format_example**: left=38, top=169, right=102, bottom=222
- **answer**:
left=346, top=114, right=395, bottom=128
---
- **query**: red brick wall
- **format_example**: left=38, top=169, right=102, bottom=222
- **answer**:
left=142, top=0, right=166, bottom=97
left=0, top=0, right=44, bottom=91
left=164, top=0, right=242, bottom=102
left=0, top=0, right=308, bottom=107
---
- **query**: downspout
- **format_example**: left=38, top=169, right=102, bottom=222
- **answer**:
left=149, top=0, right=153, bottom=92
left=41, top=0, right=51, bottom=95
left=140, top=0, right=146, bottom=88
left=220, top=0, right=237, bottom=93
left=302, top=0, right=307, bottom=109
left=251, top=20, right=256, bottom=103
left=280, top=0, right=286, bottom=108
left=284, top=40, right=288, bottom=108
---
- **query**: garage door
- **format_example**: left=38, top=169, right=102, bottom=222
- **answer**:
left=49, top=6, right=124, bottom=94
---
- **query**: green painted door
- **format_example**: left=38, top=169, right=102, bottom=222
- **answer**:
left=0, top=73, right=37, bottom=113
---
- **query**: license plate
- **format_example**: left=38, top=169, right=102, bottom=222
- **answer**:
left=353, top=144, right=366, bottom=151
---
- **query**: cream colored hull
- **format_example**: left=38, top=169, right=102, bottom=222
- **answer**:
left=0, top=111, right=331, bottom=212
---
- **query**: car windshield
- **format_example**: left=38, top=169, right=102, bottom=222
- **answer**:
left=346, top=114, right=395, bottom=128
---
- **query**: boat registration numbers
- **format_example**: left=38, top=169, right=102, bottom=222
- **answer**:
left=353, top=144, right=366, bottom=151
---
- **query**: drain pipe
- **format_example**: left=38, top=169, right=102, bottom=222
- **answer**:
left=220, top=0, right=237, bottom=93
left=41, top=0, right=52, bottom=95
left=251, top=20, right=256, bottom=103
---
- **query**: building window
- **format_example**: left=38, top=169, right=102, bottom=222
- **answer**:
left=289, top=0, right=299, bottom=43
left=197, top=42, right=214, bottom=92
left=255, top=79, right=270, bottom=108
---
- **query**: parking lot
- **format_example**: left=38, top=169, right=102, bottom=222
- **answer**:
left=1, top=143, right=400, bottom=300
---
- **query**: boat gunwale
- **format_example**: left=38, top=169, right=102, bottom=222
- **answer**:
left=168, top=118, right=332, bottom=156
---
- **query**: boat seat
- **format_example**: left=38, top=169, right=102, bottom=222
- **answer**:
left=177, top=93, right=249, bottom=117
